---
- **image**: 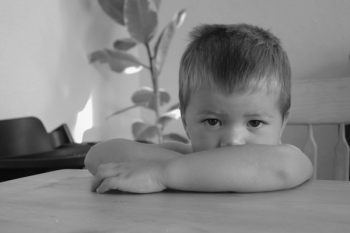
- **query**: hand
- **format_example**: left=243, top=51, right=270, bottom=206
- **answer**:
left=91, top=161, right=167, bottom=194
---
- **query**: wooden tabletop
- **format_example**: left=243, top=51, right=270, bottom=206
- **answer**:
left=1, top=169, right=349, bottom=233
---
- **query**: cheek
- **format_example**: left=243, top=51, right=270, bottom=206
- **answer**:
left=265, top=134, right=281, bottom=145
left=256, top=127, right=283, bottom=145
left=251, top=135, right=279, bottom=146
left=187, top=127, right=217, bottom=152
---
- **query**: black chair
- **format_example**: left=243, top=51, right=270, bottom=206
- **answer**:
left=0, top=117, right=95, bottom=182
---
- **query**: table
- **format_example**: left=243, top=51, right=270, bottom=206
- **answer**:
left=1, top=170, right=349, bottom=233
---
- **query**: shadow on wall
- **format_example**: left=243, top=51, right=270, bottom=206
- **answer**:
left=42, top=0, right=97, bottom=141
left=42, top=0, right=140, bottom=142
left=70, top=0, right=141, bottom=142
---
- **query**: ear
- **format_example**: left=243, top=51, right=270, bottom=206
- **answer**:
left=181, top=113, right=190, bottom=139
left=280, top=110, right=290, bottom=136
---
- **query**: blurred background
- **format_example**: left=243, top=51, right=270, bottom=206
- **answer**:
left=1, top=0, right=350, bottom=179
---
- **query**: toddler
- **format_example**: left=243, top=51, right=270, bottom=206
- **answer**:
left=85, top=23, right=313, bottom=193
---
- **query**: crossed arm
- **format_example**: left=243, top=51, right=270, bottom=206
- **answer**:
left=85, top=138, right=313, bottom=193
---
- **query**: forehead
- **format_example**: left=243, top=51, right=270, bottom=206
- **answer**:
left=186, top=88, right=281, bottom=117
left=182, top=72, right=283, bottom=104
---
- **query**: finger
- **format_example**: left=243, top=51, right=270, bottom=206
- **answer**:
left=98, top=163, right=119, bottom=170
left=91, top=164, right=121, bottom=192
left=97, top=165, right=121, bottom=178
left=91, top=171, right=119, bottom=192
left=96, top=177, right=120, bottom=193
left=91, top=176, right=104, bottom=192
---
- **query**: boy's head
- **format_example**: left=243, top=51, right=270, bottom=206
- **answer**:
left=179, top=23, right=291, bottom=119
left=178, top=24, right=291, bottom=151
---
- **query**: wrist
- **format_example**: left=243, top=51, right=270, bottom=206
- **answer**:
left=161, top=156, right=191, bottom=191
left=161, top=158, right=177, bottom=190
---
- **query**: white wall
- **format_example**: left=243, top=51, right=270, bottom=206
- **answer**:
left=140, top=0, right=350, bottom=180
left=0, top=0, right=140, bottom=142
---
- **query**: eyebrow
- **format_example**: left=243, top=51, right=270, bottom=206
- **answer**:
left=197, top=110, right=274, bottom=118
left=197, top=109, right=226, bottom=116
left=244, top=113, right=274, bottom=118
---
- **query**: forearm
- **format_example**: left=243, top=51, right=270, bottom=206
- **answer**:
left=84, top=138, right=185, bottom=175
left=163, top=144, right=313, bottom=192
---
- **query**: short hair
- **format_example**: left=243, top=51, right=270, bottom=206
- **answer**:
left=179, top=23, right=291, bottom=119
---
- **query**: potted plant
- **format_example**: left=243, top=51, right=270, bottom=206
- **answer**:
left=89, top=0, right=188, bottom=144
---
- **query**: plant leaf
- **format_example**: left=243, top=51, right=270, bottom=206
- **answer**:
left=158, top=109, right=181, bottom=129
left=113, top=38, right=138, bottom=51
left=154, top=9, right=186, bottom=74
left=89, top=50, right=109, bottom=63
left=131, top=87, right=153, bottom=104
left=163, top=133, right=189, bottom=144
left=124, top=0, right=158, bottom=43
left=131, top=87, right=170, bottom=111
left=89, top=49, right=144, bottom=73
left=149, top=89, right=171, bottom=110
left=98, top=0, right=125, bottom=25
left=132, top=120, right=158, bottom=141
left=106, top=103, right=147, bottom=120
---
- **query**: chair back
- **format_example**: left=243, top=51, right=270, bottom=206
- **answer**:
left=288, top=77, right=350, bottom=181
left=0, top=116, right=94, bottom=182
left=0, top=117, right=53, bottom=158
left=50, top=124, right=75, bottom=148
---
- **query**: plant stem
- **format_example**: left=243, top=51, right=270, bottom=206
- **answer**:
left=145, top=43, right=163, bottom=143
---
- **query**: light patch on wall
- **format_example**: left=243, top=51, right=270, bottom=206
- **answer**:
left=74, top=95, right=93, bottom=143
left=124, top=66, right=142, bottom=74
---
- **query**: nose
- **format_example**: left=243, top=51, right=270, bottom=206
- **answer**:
left=220, top=127, right=246, bottom=147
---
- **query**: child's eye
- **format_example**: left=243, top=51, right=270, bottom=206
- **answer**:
left=247, top=120, right=264, bottom=128
left=204, top=119, right=221, bottom=127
